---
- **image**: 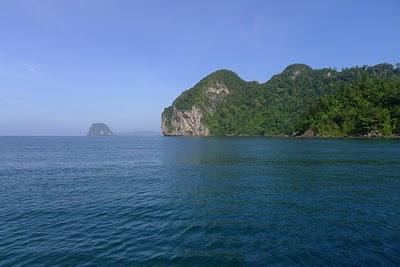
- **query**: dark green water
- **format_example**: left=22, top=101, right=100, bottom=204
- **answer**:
left=1, top=137, right=400, bottom=266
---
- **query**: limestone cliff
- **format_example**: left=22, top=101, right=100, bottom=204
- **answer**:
left=162, top=106, right=209, bottom=136
left=161, top=70, right=242, bottom=136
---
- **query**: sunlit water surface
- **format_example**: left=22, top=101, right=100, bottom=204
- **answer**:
left=1, top=136, right=400, bottom=266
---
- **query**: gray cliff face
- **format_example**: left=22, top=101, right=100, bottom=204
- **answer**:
left=162, top=106, right=209, bottom=136
left=87, top=123, right=113, bottom=136
left=161, top=82, right=231, bottom=136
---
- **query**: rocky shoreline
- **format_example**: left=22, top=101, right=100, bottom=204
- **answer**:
left=162, top=133, right=400, bottom=139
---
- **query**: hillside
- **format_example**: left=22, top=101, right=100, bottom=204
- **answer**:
left=161, top=63, right=400, bottom=137
left=299, top=79, right=400, bottom=137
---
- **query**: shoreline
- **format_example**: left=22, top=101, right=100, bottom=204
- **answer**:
left=162, top=134, right=400, bottom=139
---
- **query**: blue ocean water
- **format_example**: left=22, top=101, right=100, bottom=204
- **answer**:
left=0, top=136, right=400, bottom=266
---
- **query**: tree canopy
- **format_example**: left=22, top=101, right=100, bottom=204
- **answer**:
left=163, top=63, right=400, bottom=136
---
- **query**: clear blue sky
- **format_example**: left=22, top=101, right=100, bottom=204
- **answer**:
left=0, top=0, right=399, bottom=135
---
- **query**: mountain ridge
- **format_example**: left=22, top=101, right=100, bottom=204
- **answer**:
left=162, top=63, right=400, bottom=137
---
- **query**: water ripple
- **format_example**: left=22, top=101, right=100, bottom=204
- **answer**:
left=1, top=137, right=400, bottom=266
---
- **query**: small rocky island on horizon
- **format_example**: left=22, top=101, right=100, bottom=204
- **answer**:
left=87, top=123, right=113, bottom=136
left=162, top=63, right=400, bottom=138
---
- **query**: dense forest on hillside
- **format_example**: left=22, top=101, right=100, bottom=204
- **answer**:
left=298, top=79, right=400, bottom=136
left=163, top=63, right=400, bottom=137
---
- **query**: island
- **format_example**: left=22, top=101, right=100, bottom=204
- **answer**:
left=87, top=123, right=113, bottom=136
left=161, top=63, right=400, bottom=137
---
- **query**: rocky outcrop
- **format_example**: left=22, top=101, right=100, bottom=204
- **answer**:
left=161, top=72, right=236, bottom=136
left=204, top=82, right=230, bottom=106
left=162, top=106, right=209, bottom=136
left=87, top=123, right=113, bottom=136
left=290, top=129, right=315, bottom=137
left=161, top=64, right=400, bottom=137
left=363, top=130, right=382, bottom=138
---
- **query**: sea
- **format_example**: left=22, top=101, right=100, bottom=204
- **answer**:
left=1, top=136, right=399, bottom=266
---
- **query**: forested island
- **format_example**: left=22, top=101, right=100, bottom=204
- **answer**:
left=162, top=63, right=400, bottom=137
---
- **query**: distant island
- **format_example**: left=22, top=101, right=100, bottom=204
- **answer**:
left=87, top=123, right=113, bottom=136
left=162, top=63, right=400, bottom=137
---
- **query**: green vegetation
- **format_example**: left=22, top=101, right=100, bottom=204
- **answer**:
left=161, top=106, right=173, bottom=133
left=301, top=79, right=400, bottom=136
left=173, top=69, right=246, bottom=111
left=163, top=63, right=400, bottom=136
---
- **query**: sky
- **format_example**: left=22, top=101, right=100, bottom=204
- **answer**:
left=0, top=0, right=399, bottom=135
